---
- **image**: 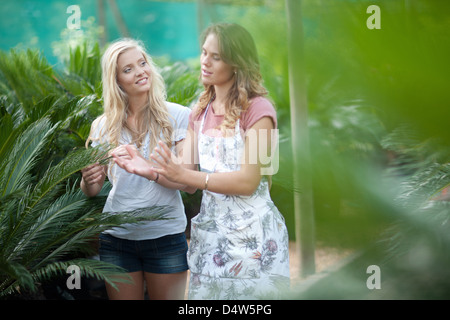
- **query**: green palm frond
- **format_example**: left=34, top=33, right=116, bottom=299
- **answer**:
left=0, top=260, right=34, bottom=295
left=31, top=258, right=131, bottom=293
left=159, top=61, right=202, bottom=108
left=52, top=41, right=102, bottom=98
left=0, top=117, right=55, bottom=197
left=0, top=111, right=17, bottom=162
left=68, top=42, right=102, bottom=90
left=0, top=141, right=172, bottom=296
left=0, top=194, right=172, bottom=296
left=0, top=49, right=62, bottom=109
left=3, top=257, right=128, bottom=297
left=7, top=187, right=99, bottom=262
left=27, top=146, right=108, bottom=210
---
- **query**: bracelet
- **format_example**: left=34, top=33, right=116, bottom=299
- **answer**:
left=154, top=172, right=159, bottom=183
left=205, top=173, right=209, bottom=190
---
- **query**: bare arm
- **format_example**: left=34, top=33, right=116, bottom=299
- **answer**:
left=112, top=133, right=197, bottom=194
left=152, top=138, right=197, bottom=193
left=80, top=163, right=106, bottom=197
left=152, top=116, right=274, bottom=196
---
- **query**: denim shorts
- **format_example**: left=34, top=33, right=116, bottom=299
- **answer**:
left=99, top=233, right=189, bottom=274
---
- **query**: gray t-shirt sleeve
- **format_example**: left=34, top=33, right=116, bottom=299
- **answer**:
left=89, top=116, right=107, bottom=148
left=166, top=101, right=191, bottom=142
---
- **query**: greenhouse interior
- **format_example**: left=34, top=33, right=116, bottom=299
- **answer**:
left=0, top=0, right=449, bottom=305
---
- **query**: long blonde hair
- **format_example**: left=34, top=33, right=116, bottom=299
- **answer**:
left=197, top=23, right=268, bottom=130
left=87, top=38, right=173, bottom=152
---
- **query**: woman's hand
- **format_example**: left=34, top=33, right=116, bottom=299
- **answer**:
left=80, top=162, right=106, bottom=197
left=111, top=144, right=136, bottom=161
left=113, top=144, right=158, bottom=181
left=81, top=163, right=105, bottom=186
left=151, top=141, right=185, bottom=183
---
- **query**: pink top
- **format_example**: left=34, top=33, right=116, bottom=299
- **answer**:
left=188, top=96, right=277, bottom=136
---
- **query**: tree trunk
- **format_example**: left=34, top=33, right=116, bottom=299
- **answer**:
left=285, top=0, right=316, bottom=277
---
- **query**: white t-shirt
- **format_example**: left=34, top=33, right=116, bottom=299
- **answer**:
left=91, top=101, right=191, bottom=240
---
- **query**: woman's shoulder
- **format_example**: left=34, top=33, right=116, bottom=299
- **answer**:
left=164, top=101, right=191, bottom=133
left=90, top=114, right=107, bottom=133
left=93, top=113, right=107, bottom=124
left=241, top=96, right=277, bottom=129
left=188, top=104, right=206, bottom=121
left=88, top=114, right=108, bottom=145
left=247, top=96, right=276, bottom=112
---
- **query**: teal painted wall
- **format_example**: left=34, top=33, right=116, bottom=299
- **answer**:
left=0, top=1, right=201, bottom=65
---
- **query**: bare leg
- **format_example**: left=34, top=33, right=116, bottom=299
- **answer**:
left=105, top=271, right=145, bottom=300
left=144, top=271, right=188, bottom=300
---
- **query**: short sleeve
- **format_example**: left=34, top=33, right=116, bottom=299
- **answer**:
left=188, top=105, right=204, bottom=133
left=241, top=96, right=278, bottom=131
left=166, top=102, right=191, bottom=142
left=89, top=116, right=107, bottom=148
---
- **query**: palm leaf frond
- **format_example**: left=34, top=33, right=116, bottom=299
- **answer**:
left=0, top=117, right=55, bottom=197
left=28, top=146, right=109, bottom=210
left=31, top=258, right=131, bottom=292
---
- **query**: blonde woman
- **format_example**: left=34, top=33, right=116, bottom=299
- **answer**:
left=80, top=38, right=193, bottom=300
left=114, top=24, right=290, bottom=299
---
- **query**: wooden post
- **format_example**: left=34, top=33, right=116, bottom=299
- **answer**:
left=97, top=0, right=107, bottom=47
left=285, top=0, right=316, bottom=277
left=108, top=0, right=130, bottom=38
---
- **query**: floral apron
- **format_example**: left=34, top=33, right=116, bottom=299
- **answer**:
left=187, top=104, right=290, bottom=300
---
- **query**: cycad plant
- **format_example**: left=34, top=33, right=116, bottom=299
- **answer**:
left=0, top=114, right=171, bottom=297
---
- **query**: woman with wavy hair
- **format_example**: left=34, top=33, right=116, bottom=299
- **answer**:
left=115, top=23, right=290, bottom=299
left=80, top=38, right=193, bottom=300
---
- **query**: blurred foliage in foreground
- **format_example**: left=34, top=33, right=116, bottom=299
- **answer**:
left=232, top=0, right=449, bottom=299
left=218, top=0, right=450, bottom=298
left=300, top=0, right=450, bottom=299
